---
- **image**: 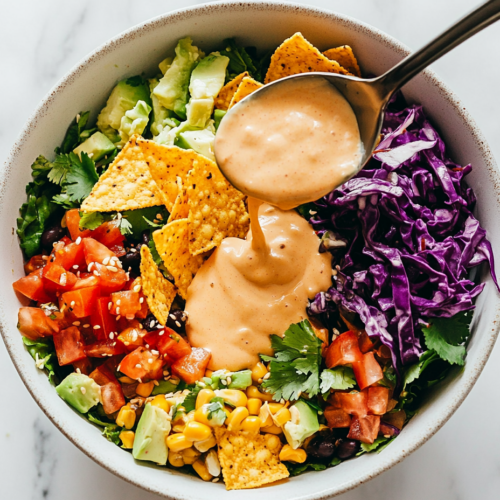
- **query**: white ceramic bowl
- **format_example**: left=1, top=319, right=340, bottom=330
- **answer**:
left=2, top=1, right=500, bottom=499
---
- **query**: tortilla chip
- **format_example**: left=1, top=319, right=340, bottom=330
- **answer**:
left=139, top=246, right=177, bottom=325
left=323, top=45, right=361, bottom=77
left=186, top=157, right=249, bottom=255
left=153, top=219, right=204, bottom=299
left=81, top=136, right=166, bottom=212
left=138, top=138, right=200, bottom=211
left=228, top=77, right=263, bottom=109
left=168, top=177, right=189, bottom=223
left=215, top=429, right=289, bottom=490
left=264, top=32, right=350, bottom=84
left=215, top=72, right=249, bottom=111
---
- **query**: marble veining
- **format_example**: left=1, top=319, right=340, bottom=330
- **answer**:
left=1, top=1, right=500, bottom=499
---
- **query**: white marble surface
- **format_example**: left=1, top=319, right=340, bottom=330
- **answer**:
left=1, top=0, right=500, bottom=498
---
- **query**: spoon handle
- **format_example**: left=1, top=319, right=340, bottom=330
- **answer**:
left=377, top=0, right=500, bottom=96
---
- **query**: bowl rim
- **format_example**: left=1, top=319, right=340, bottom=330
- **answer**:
left=1, top=1, right=499, bottom=499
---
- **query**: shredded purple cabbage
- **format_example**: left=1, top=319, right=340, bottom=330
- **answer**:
left=308, top=101, right=498, bottom=371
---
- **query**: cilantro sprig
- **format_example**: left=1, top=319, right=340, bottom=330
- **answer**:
left=260, top=320, right=322, bottom=402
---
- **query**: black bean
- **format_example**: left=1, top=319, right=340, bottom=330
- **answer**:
left=166, top=309, right=187, bottom=333
left=41, top=225, right=66, bottom=251
left=143, top=313, right=161, bottom=332
left=307, top=431, right=336, bottom=460
left=335, top=439, right=360, bottom=460
left=141, top=230, right=150, bottom=245
left=120, top=244, right=143, bottom=273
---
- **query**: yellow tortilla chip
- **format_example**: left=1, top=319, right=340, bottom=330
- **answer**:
left=265, top=32, right=350, bottom=84
left=215, top=429, right=289, bottom=490
left=153, top=219, right=204, bottom=299
left=186, top=156, right=249, bottom=256
left=139, top=246, right=177, bottom=325
left=215, top=72, right=249, bottom=111
left=168, top=177, right=189, bottom=223
left=81, top=136, right=166, bottom=212
left=228, top=77, right=263, bottom=109
left=323, top=45, right=361, bottom=77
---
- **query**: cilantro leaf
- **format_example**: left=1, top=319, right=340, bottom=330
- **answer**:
left=206, top=397, right=226, bottom=424
left=120, top=207, right=169, bottom=240
left=22, top=337, right=58, bottom=384
left=182, top=384, right=202, bottom=413
left=422, top=312, right=472, bottom=365
left=48, top=154, right=71, bottom=185
left=79, top=211, right=104, bottom=230
left=59, top=111, right=94, bottom=154
left=261, top=320, right=322, bottom=401
left=117, top=217, right=133, bottom=236
left=87, top=411, right=121, bottom=445
left=320, top=367, right=356, bottom=394
left=358, top=436, right=395, bottom=455
left=64, top=152, right=99, bottom=202
left=403, top=350, right=440, bottom=388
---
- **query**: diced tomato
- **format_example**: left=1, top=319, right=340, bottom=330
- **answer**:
left=171, top=347, right=211, bottom=384
left=110, top=290, right=141, bottom=318
left=66, top=209, right=92, bottom=240
left=17, top=307, right=59, bottom=340
left=358, top=331, right=375, bottom=353
left=42, top=263, right=78, bottom=293
left=90, top=297, right=118, bottom=341
left=367, top=386, right=389, bottom=415
left=325, top=331, right=363, bottom=368
left=13, top=268, right=53, bottom=303
left=337, top=391, right=368, bottom=417
left=324, top=407, right=352, bottom=428
left=382, top=409, right=406, bottom=430
left=90, top=363, right=119, bottom=386
left=53, top=326, right=86, bottom=365
left=92, top=221, right=124, bottom=248
left=83, top=238, right=116, bottom=266
left=24, top=255, right=46, bottom=274
left=71, top=275, right=100, bottom=290
left=85, top=340, right=127, bottom=358
left=72, top=357, right=93, bottom=375
left=94, top=263, right=128, bottom=295
left=119, top=347, right=164, bottom=381
left=143, top=329, right=164, bottom=349
left=60, top=286, right=100, bottom=318
left=347, top=415, right=381, bottom=444
left=101, top=382, right=126, bottom=414
left=53, top=241, right=86, bottom=271
left=353, top=352, right=384, bottom=390
left=135, top=293, right=148, bottom=319
left=158, top=330, right=192, bottom=359
left=376, top=344, right=393, bottom=361
left=117, top=326, right=145, bottom=351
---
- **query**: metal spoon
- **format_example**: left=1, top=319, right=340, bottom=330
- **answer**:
left=215, top=0, right=500, bottom=193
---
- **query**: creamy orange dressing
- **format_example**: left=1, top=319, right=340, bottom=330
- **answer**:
left=185, top=202, right=332, bottom=371
left=185, top=77, right=362, bottom=370
left=214, top=77, right=363, bottom=210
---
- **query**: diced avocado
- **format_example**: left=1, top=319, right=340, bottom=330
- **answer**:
left=56, top=373, right=101, bottom=413
left=214, top=109, right=226, bottom=131
left=159, top=56, right=173, bottom=75
left=132, top=403, right=171, bottom=465
left=186, top=98, right=214, bottom=128
left=151, top=379, right=180, bottom=396
left=228, top=370, right=252, bottom=390
left=189, top=53, right=229, bottom=100
left=153, top=37, right=202, bottom=120
left=149, top=78, right=178, bottom=138
left=176, top=128, right=215, bottom=161
left=118, top=100, right=152, bottom=147
left=283, top=401, right=320, bottom=449
left=97, top=77, right=151, bottom=143
left=73, top=131, right=115, bottom=162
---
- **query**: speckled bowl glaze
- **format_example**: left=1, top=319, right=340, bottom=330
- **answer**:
left=1, top=1, right=499, bottom=499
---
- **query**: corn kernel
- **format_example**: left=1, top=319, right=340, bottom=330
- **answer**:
left=240, top=416, right=262, bottom=433
left=268, top=402, right=285, bottom=414
left=168, top=451, right=184, bottom=467
left=118, top=376, right=136, bottom=384
left=184, top=421, right=213, bottom=442
left=246, top=385, right=274, bottom=401
left=247, top=398, right=262, bottom=415
left=192, top=459, right=213, bottom=481
left=205, top=369, right=214, bottom=378
left=150, top=395, right=171, bottom=413
left=196, top=389, right=216, bottom=410
left=136, top=381, right=155, bottom=397
left=116, top=405, right=136, bottom=429
left=251, top=362, right=268, bottom=382
left=261, top=423, right=283, bottom=435
left=215, top=389, right=247, bottom=407
left=226, top=407, right=249, bottom=431
left=264, top=433, right=282, bottom=452
left=279, top=444, right=307, bottom=463
left=273, top=407, right=291, bottom=427
left=258, top=403, right=273, bottom=427
left=194, top=435, right=217, bottom=453
left=119, top=430, right=135, bottom=449
left=166, top=433, right=192, bottom=452
left=179, top=447, right=201, bottom=465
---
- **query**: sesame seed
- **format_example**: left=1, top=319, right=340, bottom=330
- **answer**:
left=150, top=320, right=155, bottom=328
left=93, top=270, right=100, bottom=277
left=309, top=210, right=317, bottom=215
left=76, top=368, right=81, bottom=374
left=169, top=314, right=176, bottom=320
left=126, top=314, right=134, bottom=320
left=280, top=399, right=285, bottom=404
left=116, top=315, right=121, bottom=320
left=139, top=297, right=144, bottom=304
left=80, top=387, right=86, bottom=394
left=175, top=321, right=182, bottom=328
left=145, top=344, right=150, bottom=349
left=153, top=380, right=159, bottom=386
left=72, top=265, right=79, bottom=270
left=159, top=330, right=164, bottom=336
left=59, top=273, right=67, bottom=286
left=148, top=358, right=153, bottom=364
left=263, top=372, right=271, bottom=380
left=109, top=333, right=115, bottom=339
left=116, top=307, right=120, bottom=315
left=75, top=237, right=82, bottom=245
left=133, top=285, right=141, bottom=293
left=70, top=301, right=76, bottom=307
left=102, top=256, right=110, bottom=265
left=221, top=380, right=227, bottom=386
left=83, top=324, right=90, bottom=328
left=93, top=325, right=101, bottom=330
left=116, top=299, right=121, bottom=306
left=135, top=364, right=141, bottom=369
left=72, top=321, right=80, bottom=326
left=117, top=213, right=122, bottom=220
left=108, top=301, right=112, bottom=310
left=151, top=349, right=159, bottom=355
left=106, top=266, right=118, bottom=272
left=124, top=341, right=130, bottom=346
left=130, top=248, right=137, bottom=253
